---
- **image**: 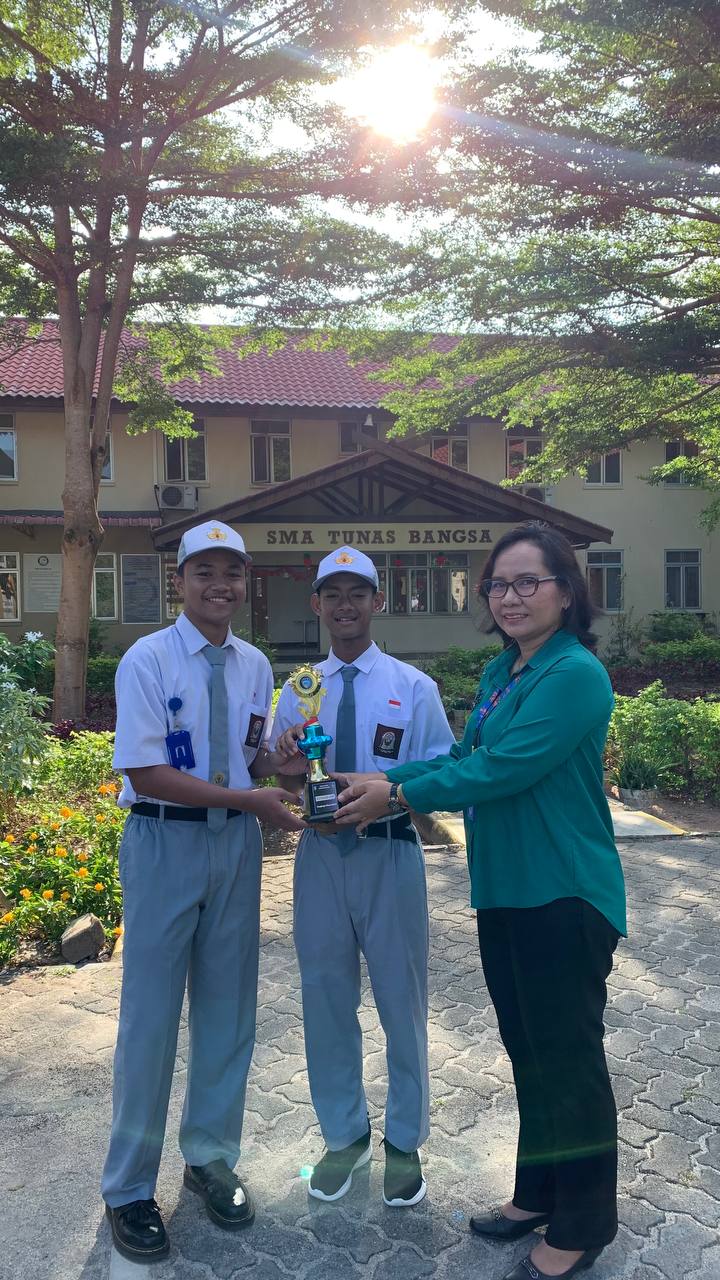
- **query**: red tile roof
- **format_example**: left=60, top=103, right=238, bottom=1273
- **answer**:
left=0, top=321, right=458, bottom=410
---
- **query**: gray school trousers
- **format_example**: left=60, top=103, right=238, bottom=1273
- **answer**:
left=102, top=810, right=262, bottom=1207
left=293, top=824, right=430, bottom=1153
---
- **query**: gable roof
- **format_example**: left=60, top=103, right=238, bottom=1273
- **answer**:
left=0, top=321, right=457, bottom=410
left=153, top=437, right=612, bottom=549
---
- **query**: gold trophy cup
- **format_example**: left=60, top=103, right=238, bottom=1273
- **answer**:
left=288, top=665, right=340, bottom=822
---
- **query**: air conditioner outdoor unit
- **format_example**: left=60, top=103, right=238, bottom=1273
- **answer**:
left=159, top=483, right=198, bottom=510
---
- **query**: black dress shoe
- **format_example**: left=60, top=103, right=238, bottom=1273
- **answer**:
left=470, top=1207, right=551, bottom=1240
left=105, top=1199, right=170, bottom=1264
left=502, top=1246, right=602, bottom=1280
left=184, top=1160, right=255, bottom=1230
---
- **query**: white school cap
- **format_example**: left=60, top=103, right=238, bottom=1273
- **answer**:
left=312, top=546, right=379, bottom=591
left=176, top=520, right=252, bottom=569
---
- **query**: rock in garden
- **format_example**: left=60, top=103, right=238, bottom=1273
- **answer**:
left=60, top=913, right=106, bottom=963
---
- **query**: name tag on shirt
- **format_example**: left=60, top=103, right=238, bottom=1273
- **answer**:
left=166, top=730, right=196, bottom=771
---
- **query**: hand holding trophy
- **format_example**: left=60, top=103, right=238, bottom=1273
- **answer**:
left=288, top=665, right=340, bottom=822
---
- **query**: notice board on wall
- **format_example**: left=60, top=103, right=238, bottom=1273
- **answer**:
left=23, top=553, right=62, bottom=612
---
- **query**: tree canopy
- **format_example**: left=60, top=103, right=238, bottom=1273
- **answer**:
left=355, top=0, right=720, bottom=527
left=0, top=0, right=461, bottom=717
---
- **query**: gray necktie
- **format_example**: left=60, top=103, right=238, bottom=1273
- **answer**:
left=335, top=665, right=359, bottom=773
left=204, top=645, right=229, bottom=833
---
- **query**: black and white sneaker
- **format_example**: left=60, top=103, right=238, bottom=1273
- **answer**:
left=382, top=1139, right=426, bottom=1207
left=308, top=1127, right=372, bottom=1201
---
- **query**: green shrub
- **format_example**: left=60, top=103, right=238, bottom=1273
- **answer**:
left=602, top=610, right=644, bottom=667
left=87, top=655, right=120, bottom=693
left=607, top=681, right=720, bottom=799
left=37, top=731, right=117, bottom=796
left=608, top=745, right=661, bottom=791
left=0, top=680, right=50, bottom=814
left=0, top=631, right=55, bottom=690
left=423, top=645, right=502, bottom=711
left=644, top=611, right=714, bottom=643
left=641, top=634, right=720, bottom=667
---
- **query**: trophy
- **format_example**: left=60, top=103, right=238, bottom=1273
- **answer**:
left=288, top=665, right=340, bottom=822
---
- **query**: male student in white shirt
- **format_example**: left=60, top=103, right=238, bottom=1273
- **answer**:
left=102, top=520, right=304, bottom=1264
left=271, top=546, right=454, bottom=1208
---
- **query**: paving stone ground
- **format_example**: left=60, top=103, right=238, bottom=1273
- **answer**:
left=1, top=834, right=719, bottom=1280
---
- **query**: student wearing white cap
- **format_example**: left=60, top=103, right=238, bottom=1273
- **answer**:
left=102, top=520, right=305, bottom=1264
left=270, top=546, right=454, bottom=1207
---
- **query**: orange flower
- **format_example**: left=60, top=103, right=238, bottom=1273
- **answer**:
left=59, top=806, right=72, bottom=819
left=95, top=814, right=105, bottom=823
left=29, top=831, right=38, bottom=840
left=42, top=889, right=54, bottom=900
left=76, top=851, right=88, bottom=862
left=55, top=846, right=68, bottom=858
left=94, top=882, right=105, bottom=892
left=1, top=911, right=15, bottom=924
left=60, top=891, right=71, bottom=902
left=76, top=867, right=89, bottom=879
left=19, top=888, right=32, bottom=899
left=50, top=822, right=60, bottom=831
left=4, top=834, right=15, bottom=844
left=112, top=926, right=123, bottom=937
left=98, top=783, right=117, bottom=795
left=26, top=844, right=37, bottom=854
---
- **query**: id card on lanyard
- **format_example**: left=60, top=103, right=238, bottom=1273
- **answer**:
left=467, top=669, right=525, bottom=821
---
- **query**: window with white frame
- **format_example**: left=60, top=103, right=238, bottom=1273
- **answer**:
left=587, top=550, right=623, bottom=612
left=121, top=554, right=162, bottom=623
left=339, top=420, right=379, bottom=454
left=164, top=419, right=206, bottom=482
left=506, top=434, right=542, bottom=480
left=164, top=554, right=183, bottom=619
left=664, top=438, right=699, bottom=485
left=0, top=414, right=17, bottom=480
left=431, top=427, right=469, bottom=471
left=665, top=550, right=701, bottom=610
left=100, top=432, right=113, bottom=482
left=585, top=450, right=621, bottom=486
left=92, top=553, right=117, bottom=620
left=0, top=552, right=20, bottom=620
left=370, top=552, right=468, bottom=615
left=251, top=420, right=291, bottom=484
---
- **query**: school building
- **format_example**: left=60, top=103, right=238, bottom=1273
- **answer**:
left=0, top=322, right=716, bottom=662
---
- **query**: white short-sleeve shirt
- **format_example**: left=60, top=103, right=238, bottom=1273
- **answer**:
left=270, top=641, right=454, bottom=770
left=113, top=612, right=273, bottom=807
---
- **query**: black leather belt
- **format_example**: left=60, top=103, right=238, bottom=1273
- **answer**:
left=131, top=803, right=245, bottom=822
left=361, top=815, right=417, bottom=843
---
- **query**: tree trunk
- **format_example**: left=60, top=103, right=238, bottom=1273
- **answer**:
left=53, top=400, right=104, bottom=722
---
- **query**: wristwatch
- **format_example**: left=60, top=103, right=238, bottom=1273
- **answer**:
left=387, top=782, right=407, bottom=816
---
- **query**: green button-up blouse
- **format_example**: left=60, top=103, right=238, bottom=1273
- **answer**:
left=388, top=628, right=627, bottom=935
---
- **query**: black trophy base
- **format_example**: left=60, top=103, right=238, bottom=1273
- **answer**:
left=304, top=777, right=340, bottom=822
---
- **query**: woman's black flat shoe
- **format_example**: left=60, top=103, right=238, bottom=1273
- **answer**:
left=469, top=1207, right=551, bottom=1240
left=502, top=1246, right=602, bottom=1280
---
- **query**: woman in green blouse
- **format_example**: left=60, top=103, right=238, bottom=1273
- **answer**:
left=336, top=523, right=625, bottom=1280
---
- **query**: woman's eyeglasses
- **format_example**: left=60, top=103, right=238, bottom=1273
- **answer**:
left=480, top=575, right=560, bottom=599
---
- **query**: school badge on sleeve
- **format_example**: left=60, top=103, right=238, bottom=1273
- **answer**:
left=288, top=665, right=339, bottom=822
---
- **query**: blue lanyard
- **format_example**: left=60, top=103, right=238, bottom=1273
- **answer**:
left=472, top=669, right=525, bottom=750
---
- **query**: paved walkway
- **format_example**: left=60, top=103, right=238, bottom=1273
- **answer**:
left=424, top=799, right=689, bottom=846
left=1, top=831, right=719, bottom=1280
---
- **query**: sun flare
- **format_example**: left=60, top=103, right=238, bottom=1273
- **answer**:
left=334, top=44, right=440, bottom=143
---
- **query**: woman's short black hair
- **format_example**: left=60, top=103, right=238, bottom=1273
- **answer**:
left=480, top=522, right=598, bottom=651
